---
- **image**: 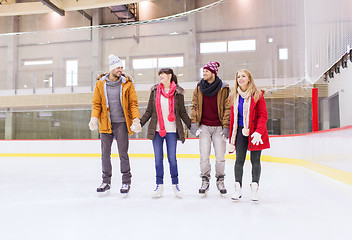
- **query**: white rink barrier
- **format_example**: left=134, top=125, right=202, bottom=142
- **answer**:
left=0, top=125, right=351, bottom=185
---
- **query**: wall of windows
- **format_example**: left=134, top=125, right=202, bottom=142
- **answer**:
left=0, top=109, right=95, bottom=140
left=0, top=0, right=351, bottom=139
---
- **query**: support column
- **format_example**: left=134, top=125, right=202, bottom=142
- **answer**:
left=186, top=0, right=198, bottom=82
left=5, top=108, right=13, bottom=140
left=91, top=9, right=102, bottom=138
left=312, top=88, right=319, bottom=131
left=92, top=9, right=102, bottom=88
left=7, top=16, right=19, bottom=92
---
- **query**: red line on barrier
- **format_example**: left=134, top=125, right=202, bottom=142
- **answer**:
left=0, top=125, right=350, bottom=141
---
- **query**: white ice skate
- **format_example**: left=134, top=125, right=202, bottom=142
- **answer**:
left=231, top=182, right=242, bottom=201
left=173, top=184, right=183, bottom=199
left=152, top=184, right=164, bottom=198
left=250, top=182, right=259, bottom=201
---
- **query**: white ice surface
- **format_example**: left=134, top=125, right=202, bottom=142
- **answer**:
left=0, top=157, right=351, bottom=240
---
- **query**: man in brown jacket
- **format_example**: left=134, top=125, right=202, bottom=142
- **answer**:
left=89, top=54, right=141, bottom=195
left=190, top=61, right=231, bottom=197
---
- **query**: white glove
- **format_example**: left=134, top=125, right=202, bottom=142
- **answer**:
left=251, top=132, right=263, bottom=146
left=130, top=118, right=142, bottom=133
left=196, top=128, right=202, bottom=136
left=88, top=117, right=98, bottom=131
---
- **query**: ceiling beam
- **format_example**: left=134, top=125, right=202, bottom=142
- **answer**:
left=61, top=0, right=145, bottom=11
left=0, top=0, right=16, bottom=4
left=0, top=2, right=51, bottom=16
left=40, top=0, right=65, bottom=16
left=0, top=0, right=146, bottom=17
left=77, top=10, right=92, bottom=22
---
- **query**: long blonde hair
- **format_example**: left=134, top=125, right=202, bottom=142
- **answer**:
left=230, top=69, right=262, bottom=105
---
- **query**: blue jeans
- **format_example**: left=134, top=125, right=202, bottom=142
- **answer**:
left=152, top=132, right=179, bottom=185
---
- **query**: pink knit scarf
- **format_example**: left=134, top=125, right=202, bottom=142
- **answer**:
left=155, top=82, right=176, bottom=137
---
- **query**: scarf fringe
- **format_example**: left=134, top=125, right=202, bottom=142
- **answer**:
left=156, top=82, right=176, bottom=137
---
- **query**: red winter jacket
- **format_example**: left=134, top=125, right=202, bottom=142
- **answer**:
left=229, top=94, right=270, bottom=151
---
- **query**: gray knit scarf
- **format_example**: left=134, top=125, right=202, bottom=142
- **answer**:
left=199, top=76, right=222, bottom=97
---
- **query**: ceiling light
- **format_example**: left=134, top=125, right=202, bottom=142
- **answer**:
left=342, top=59, right=348, bottom=68
left=334, top=65, right=340, bottom=74
left=328, top=70, right=334, bottom=78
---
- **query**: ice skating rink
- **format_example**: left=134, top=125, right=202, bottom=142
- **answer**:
left=1, top=158, right=352, bottom=240
left=1, top=127, right=352, bottom=240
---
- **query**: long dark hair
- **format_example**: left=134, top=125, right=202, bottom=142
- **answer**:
left=158, top=68, right=178, bottom=84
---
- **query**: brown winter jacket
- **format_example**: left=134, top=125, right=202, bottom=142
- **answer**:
left=191, top=81, right=231, bottom=128
left=91, top=72, right=140, bottom=135
left=140, top=84, right=192, bottom=143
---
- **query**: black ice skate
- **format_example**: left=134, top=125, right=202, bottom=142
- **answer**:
left=216, top=176, right=227, bottom=195
left=97, top=183, right=111, bottom=193
left=199, top=176, right=210, bottom=197
left=120, top=183, right=130, bottom=195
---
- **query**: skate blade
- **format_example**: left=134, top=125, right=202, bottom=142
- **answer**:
left=152, top=194, right=162, bottom=199
left=97, top=190, right=111, bottom=197
left=200, top=192, right=207, bottom=198
left=121, top=193, right=129, bottom=198
left=219, top=193, right=227, bottom=198
left=231, top=196, right=241, bottom=202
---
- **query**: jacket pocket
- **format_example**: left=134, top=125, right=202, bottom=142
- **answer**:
left=100, top=115, right=110, bottom=131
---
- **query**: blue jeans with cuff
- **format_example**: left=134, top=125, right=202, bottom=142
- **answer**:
left=152, top=132, right=179, bottom=185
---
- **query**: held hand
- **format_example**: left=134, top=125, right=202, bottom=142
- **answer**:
left=130, top=118, right=142, bottom=133
left=196, top=129, right=202, bottom=136
left=88, top=117, right=98, bottom=131
left=251, top=132, right=263, bottom=146
left=190, top=123, right=200, bottom=137
left=221, top=127, right=229, bottom=140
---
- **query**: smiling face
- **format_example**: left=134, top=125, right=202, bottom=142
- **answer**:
left=159, top=72, right=171, bottom=88
left=110, top=66, right=123, bottom=81
left=237, top=71, right=250, bottom=91
left=203, top=69, right=215, bottom=82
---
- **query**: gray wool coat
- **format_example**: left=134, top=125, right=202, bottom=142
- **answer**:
left=140, top=84, right=191, bottom=143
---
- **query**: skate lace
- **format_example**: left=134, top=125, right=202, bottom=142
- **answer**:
left=201, top=180, right=209, bottom=190
left=217, top=179, right=225, bottom=190
left=121, top=184, right=129, bottom=190
left=99, top=183, right=109, bottom=188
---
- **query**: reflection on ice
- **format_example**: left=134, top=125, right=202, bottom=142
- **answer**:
left=0, top=156, right=351, bottom=240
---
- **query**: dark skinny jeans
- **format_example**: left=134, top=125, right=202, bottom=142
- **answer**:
left=235, top=126, right=261, bottom=187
